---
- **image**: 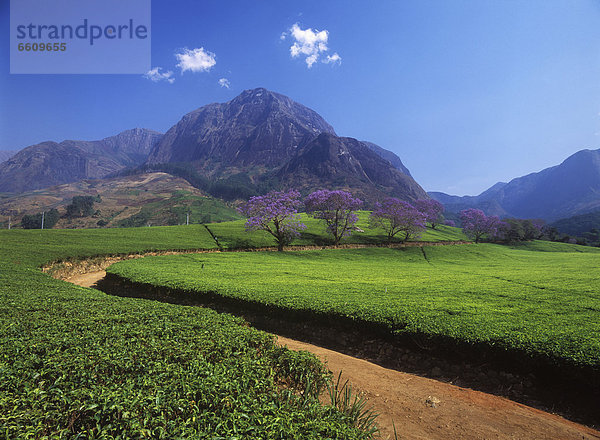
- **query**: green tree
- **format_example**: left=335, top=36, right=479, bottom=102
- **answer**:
left=21, top=209, right=59, bottom=229
left=66, top=196, right=100, bottom=218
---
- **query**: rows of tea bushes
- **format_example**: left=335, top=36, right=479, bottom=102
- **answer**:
left=0, top=226, right=373, bottom=438
left=107, top=243, right=600, bottom=371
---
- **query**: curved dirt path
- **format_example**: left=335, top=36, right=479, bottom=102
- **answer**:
left=65, top=270, right=600, bottom=440
left=279, top=337, right=600, bottom=440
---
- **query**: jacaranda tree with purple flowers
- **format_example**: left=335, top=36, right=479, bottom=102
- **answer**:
left=459, top=208, right=502, bottom=243
left=414, top=199, right=445, bottom=229
left=369, top=198, right=427, bottom=244
left=237, top=189, right=305, bottom=251
left=304, top=190, right=363, bottom=245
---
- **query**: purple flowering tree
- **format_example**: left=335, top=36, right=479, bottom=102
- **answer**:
left=304, top=190, right=363, bottom=245
left=414, top=199, right=445, bottom=229
left=459, top=209, right=502, bottom=243
left=237, top=190, right=306, bottom=251
left=444, top=219, right=456, bottom=227
left=369, top=198, right=427, bottom=244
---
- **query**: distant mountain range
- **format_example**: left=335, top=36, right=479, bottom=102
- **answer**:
left=0, top=128, right=162, bottom=193
left=429, top=149, right=600, bottom=221
left=0, top=88, right=426, bottom=204
left=3, top=88, right=599, bottom=222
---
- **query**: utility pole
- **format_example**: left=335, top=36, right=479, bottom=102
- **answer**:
left=7, top=216, right=11, bottom=230
left=186, top=211, right=190, bottom=226
left=41, top=211, right=45, bottom=230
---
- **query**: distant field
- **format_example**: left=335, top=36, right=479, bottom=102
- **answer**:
left=108, top=242, right=600, bottom=369
left=0, top=225, right=372, bottom=438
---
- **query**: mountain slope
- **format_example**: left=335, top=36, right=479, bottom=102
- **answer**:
left=0, top=150, right=17, bottom=164
left=0, top=172, right=239, bottom=228
left=550, top=210, right=600, bottom=238
left=430, top=149, right=600, bottom=221
left=361, top=141, right=412, bottom=176
left=278, top=133, right=427, bottom=201
left=0, top=129, right=162, bottom=193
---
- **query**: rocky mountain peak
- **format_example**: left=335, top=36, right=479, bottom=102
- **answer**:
left=146, top=88, right=336, bottom=171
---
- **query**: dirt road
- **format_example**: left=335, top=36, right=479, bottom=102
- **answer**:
left=278, top=336, right=600, bottom=440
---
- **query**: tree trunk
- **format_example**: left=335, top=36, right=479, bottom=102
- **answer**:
left=333, top=232, right=341, bottom=246
left=277, top=242, right=284, bottom=252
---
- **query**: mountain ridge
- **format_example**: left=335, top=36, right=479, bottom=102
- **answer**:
left=429, top=148, right=600, bottom=221
left=0, top=129, right=163, bottom=193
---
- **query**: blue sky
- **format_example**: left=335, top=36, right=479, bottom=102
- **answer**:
left=1, top=0, right=600, bottom=195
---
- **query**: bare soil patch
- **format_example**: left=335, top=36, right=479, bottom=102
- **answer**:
left=279, top=336, right=600, bottom=440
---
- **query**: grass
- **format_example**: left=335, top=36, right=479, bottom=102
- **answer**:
left=107, top=241, right=600, bottom=370
left=0, top=224, right=217, bottom=266
left=0, top=225, right=375, bottom=438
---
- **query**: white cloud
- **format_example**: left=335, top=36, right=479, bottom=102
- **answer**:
left=324, top=52, right=342, bottom=65
left=284, top=23, right=340, bottom=68
left=218, top=78, right=230, bottom=89
left=175, top=47, right=216, bottom=73
left=143, top=67, right=175, bottom=84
